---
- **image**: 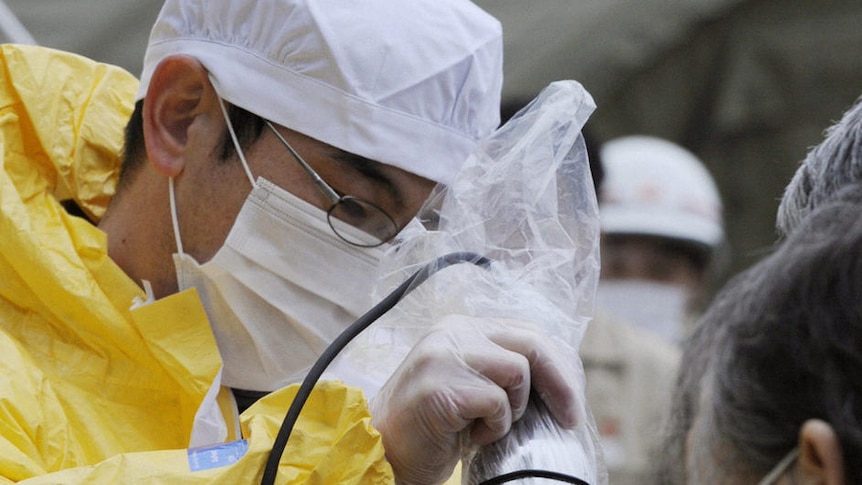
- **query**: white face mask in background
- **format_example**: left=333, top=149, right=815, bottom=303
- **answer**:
left=170, top=99, right=390, bottom=391
left=595, top=280, right=689, bottom=344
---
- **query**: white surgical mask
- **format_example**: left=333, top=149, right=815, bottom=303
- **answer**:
left=595, top=280, right=688, bottom=344
left=170, top=99, right=388, bottom=391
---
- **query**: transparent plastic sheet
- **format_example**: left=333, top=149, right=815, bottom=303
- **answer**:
left=331, top=81, right=606, bottom=484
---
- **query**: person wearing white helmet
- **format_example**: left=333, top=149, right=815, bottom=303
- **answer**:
left=595, top=135, right=725, bottom=344
left=580, top=134, right=724, bottom=485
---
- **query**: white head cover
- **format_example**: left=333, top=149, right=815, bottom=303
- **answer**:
left=136, top=0, right=503, bottom=186
left=599, top=135, right=724, bottom=249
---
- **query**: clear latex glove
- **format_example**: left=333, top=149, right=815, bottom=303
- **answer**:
left=369, top=315, right=579, bottom=485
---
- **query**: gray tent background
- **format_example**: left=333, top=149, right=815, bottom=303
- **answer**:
left=5, top=0, right=862, bottom=285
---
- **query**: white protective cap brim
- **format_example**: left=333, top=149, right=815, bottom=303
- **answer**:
left=600, top=206, right=724, bottom=248
left=137, top=0, right=503, bottom=186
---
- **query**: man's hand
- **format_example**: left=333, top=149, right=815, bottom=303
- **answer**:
left=369, top=315, right=580, bottom=485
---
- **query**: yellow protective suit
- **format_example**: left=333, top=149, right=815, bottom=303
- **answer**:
left=0, top=44, right=393, bottom=484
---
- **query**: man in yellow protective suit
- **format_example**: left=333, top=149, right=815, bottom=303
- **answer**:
left=0, top=0, right=584, bottom=484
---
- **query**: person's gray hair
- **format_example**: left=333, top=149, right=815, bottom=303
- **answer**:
left=654, top=184, right=862, bottom=483
left=777, top=94, right=862, bottom=236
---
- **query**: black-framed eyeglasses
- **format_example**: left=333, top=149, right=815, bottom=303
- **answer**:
left=265, top=120, right=400, bottom=248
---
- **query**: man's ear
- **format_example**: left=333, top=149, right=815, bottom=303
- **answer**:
left=797, top=419, right=845, bottom=484
left=142, top=55, right=217, bottom=178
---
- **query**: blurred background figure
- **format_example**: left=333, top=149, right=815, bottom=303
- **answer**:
left=580, top=135, right=724, bottom=484
left=596, top=135, right=725, bottom=344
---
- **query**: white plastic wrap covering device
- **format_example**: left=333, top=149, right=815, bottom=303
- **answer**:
left=331, top=80, right=606, bottom=485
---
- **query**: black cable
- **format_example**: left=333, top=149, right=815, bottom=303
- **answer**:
left=260, top=252, right=491, bottom=485
left=477, top=469, right=590, bottom=485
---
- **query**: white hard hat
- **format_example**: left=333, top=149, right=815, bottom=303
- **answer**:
left=599, top=135, right=724, bottom=249
left=137, top=0, right=503, bottom=186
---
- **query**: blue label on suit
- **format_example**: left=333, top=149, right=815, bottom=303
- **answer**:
left=188, top=439, right=249, bottom=471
